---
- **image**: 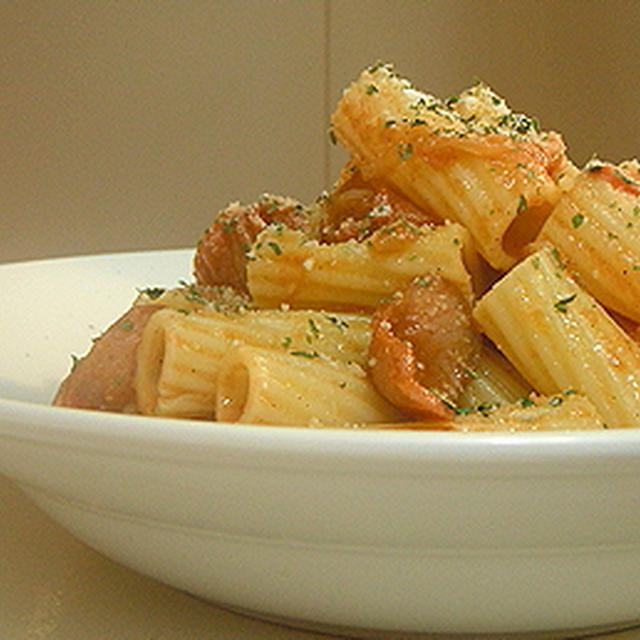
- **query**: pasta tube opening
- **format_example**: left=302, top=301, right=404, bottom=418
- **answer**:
left=135, top=308, right=221, bottom=419
left=501, top=201, right=552, bottom=261
left=216, top=359, right=250, bottom=423
left=215, top=345, right=404, bottom=427
left=135, top=307, right=171, bottom=415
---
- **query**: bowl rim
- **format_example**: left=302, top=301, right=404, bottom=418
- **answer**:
left=3, top=396, right=640, bottom=475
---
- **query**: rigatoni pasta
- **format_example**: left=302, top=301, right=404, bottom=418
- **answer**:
left=374, top=392, right=605, bottom=432
left=537, top=158, right=640, bottom=323
left=473, top=247, right=640, bottom=428
left=136, top=307, right=371, bottom=419
left=457, top=343, right=532, bottom=410
left=330, top=63, right=571, bottom=271
left=54, top=62, right=640, bottom=431
left=215, top=345, right=403, bottom=426
left=248, top=220, right=475, bottom=310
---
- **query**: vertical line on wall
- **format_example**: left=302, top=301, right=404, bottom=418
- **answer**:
left=322, top=0, right=332, bottom=188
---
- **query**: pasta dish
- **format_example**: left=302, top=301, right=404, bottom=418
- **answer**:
left=54, top=64, right=640, bottom=431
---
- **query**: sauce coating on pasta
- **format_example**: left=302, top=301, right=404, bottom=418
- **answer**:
left=54, top=62, right=640, bottom=431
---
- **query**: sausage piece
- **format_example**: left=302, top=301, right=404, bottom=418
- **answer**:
left=194, top=195, right=317, bottom=292
left=53, top=304, right=160, bottom=412
left=368, top=274, right=480, bottom=420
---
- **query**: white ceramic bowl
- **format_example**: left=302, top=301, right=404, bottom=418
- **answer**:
left=2, top=249, right=640, bottom=638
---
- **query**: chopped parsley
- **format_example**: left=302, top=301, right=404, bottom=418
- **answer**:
left=428, top=387, right=457, bottom=411
left=516, top=194, right=528, bottom=214
left=70, top=353, right=80, bottom=372
left=550, top=247, right=566, bottom=270
left=179, top=280, right=207, bottom=304
left=476, top=402, right=499, bottom=417
left=325, top=314, right=349, bottom=331
left=613, top=168, right=635, bottom=185
left=267, top=241, right=282, bottom=256
left=554, top=293, right=577, bottom=313
left=137, top=286, right=166, bottom=300
left=571, top=213, right=585, bottom=228
left=397, top=142, right=413, bottom=160
left=220, top=218, right=238, bottom=234
left=307, top=318, right=320, bottom=339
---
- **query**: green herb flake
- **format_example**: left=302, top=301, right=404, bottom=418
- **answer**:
left=138, top=286, right=166, bottom=300
left=267, top=241, right=282, bottom=256
left=179, top=281, right=207, bottom=304
left=290, top=350, right=320, bottom=359
left=415, top=276, right=433, bottom=288
left=550, top=247, right=566, bottom=270
left=516, top=194, right=528, bottom=214
left=307, top=318, right=320, bottom=339
left=428, top=387, right=457, bottom=411
left=454, top=406, right=474, bottom=415
left=518, top=396, right=535, bottom=408
left=326, top=314, right=349, bottom=331
left=554, top=293, right=577, bottom=313
left=118, top=319, right=134, bottom=331
left=613, top=168, right=634, bottom=185
left=571, top=213, right=585, bottom=228
left=477, top=402, right=498, bottom=417
left=220, top=218, right=238, bottom=234
left=365, top=84, right=379, bottom=95
left=397, top=142, right=413, bottom=160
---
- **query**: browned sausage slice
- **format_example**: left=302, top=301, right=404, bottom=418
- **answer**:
left=53, top=304, right=160, bottom=412
left=368, top=274, right=480, bottom=420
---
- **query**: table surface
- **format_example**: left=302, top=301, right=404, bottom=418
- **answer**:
left=2, top=474, right=640, bottom=640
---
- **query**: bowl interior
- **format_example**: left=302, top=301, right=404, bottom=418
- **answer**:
left=0, top=249, right=192, bottom=404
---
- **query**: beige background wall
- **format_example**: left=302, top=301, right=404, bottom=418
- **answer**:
left=3, top=0, right=640, bottom=263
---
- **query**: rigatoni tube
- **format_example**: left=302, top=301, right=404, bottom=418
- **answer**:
left=473, top=247, right=640, bottom=428
left=215, top=345, right=404, bottom=427
left=135, top=307, right=371, bottom=420
left=247, top=221, right=475, bottom=311
left=330, top=64, right=567, bottom=270
left=537, top=160, right=640, bottom=323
